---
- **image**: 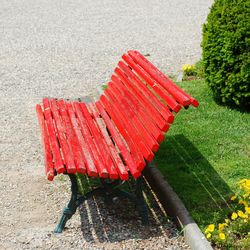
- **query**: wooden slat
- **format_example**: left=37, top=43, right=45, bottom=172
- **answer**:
left=88, top=103, right=129, bottom=180
left=73, top=102, right=109, bottom=178
left=131, top=50, right=199, bottom=107
left=36, top=104, right=54, bottom=181
left=108, top=82, right=159, bottom=152
left=99, top=94, right=145, bottom=167
left=99, top=95, right=145, bottom=168
left=79, top=102, right=119, bottom=179
left=114, top=67, right=170, bottom=132
left=95, top=101, right=142, bottom=177
left=128, top=50, right=195, bottom=107
left=118, top=61, right=174, bottom=123
left=50, top=99, right=77, bottom=174
left=57, top=100, right=86, bottom=174
left=103, top=89, right=154, bottom=162
left=122, top=54, right=182, bottom=112
left=111, top=76, right=165, bottom=143
left=66, top=102, right=98, bottom=177
left=42, top=98, right=65, bottom=174
left=88, top=103, right=100, bottom=118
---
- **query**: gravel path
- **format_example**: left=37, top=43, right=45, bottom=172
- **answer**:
left=0, top=0, right=212, bottom=249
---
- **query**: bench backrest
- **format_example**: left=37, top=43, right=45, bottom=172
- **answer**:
left=97, top=50, right=198, bottom=164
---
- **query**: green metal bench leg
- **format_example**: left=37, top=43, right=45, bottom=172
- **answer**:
left=54, top=175, right=113, bottom=233
left=54, top=174, right=78, bottom=233
left=54, top=174, right=149, bottom=233
left=135, top=176, right=149, bottom=225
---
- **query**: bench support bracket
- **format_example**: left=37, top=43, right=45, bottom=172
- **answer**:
left=54, top=174, right=148, bottom=233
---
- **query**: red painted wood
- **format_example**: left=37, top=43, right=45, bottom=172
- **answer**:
left=131, top=50, right=199, bottom=107
left=99, top=94, right=145, bottom=167
left=73, top=102, right=109, bottom=178
left=128, top=51, right=191, bottom=107
left=111, top=76, right=165, bottom=143
left=36, top=104, right=54, bottom=181
left=88, top=103, right=129, bottom=180
left=42, top=98, right=65, bottom=174
left=87, top=103, right=100, bottom=118
left=108, top=82, right=159, bottom=152
left=66, top=102, right=98, bottom=177
left=96, top=101, right=142, bottom=177
left=37, top=51, right=199, bottom=181
left=99, top=95, right=145, bottom=169
left=122, top=54, right=182, bottom=112
left=114, top=67, right=170, bottom=132
left=117, top=61, right=175, bottom=124
left=103, top=89, right=154, bottom=162
left=50, top=99, right=77, bottom=174
left=79, top=102, right=119, bottom=179
left=57, top=100, right=86, bottom=174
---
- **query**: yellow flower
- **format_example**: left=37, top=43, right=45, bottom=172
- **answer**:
left=218, top=223, right=223, bottom=231
left=245, top=206, right=250, bottom=214
left=245, top=179, right=250, bottom=186
left=225, top=219, right=229, bottom=224
left=206, top=224, right=215, bottom=233
left=243, top=192, right=250, bottom=198
left=239, top=179, right=250, bottom=191
left=218, top=223, right=227, bottom=231
left=238, top=210, right=247, bottom=218
left=230, top=194, right=237, bottom=201
left=206, top=233, right=212, bottom=239
left=231, top=212, right=238, bottom=220
left=219, top=233, right=226, bottom=240
left=239, top=199, right=248, bottom=207
left=182, top=64, right=187, bottom=71
left=239, top=179, right=247, bottom=184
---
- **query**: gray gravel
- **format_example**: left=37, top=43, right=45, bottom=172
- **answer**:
left=0, top=0, right=212, bottom=249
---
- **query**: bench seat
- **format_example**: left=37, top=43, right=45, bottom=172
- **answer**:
left=36, top=50, right=199, bottom=181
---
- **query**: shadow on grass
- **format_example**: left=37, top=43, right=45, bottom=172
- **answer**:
left=213, top=96, right=250, bottom=114
left=155, top=134, right=234, bottom=229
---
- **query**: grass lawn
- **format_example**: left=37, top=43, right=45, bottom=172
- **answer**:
left=155, top=79, right=250, bottom=230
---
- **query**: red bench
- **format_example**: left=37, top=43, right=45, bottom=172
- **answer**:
left=36, top=50, right=199, bottom=233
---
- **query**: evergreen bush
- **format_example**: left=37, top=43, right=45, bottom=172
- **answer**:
left=202, top=0, right=250, bottom=109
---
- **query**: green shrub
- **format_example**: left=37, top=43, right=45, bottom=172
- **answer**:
left=202, top=0, right=250, bottom=109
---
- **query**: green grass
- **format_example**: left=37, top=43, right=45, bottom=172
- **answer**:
left=155, top=80, right=250, bottom=230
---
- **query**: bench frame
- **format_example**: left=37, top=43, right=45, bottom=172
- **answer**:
left=36, top=51, right=199, bottom=233
left=54, top=169, right=149, bottom=233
